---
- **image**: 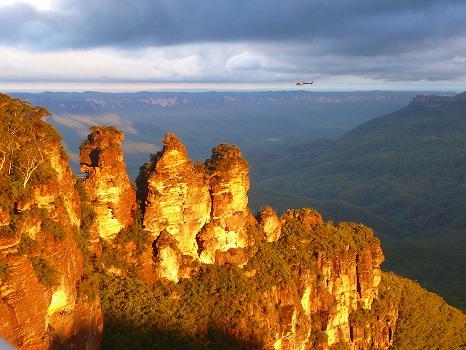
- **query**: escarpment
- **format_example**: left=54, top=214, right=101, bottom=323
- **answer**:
left=0, top=94, right=103, bottom=349
left=1, top=94, right=464, bottom=350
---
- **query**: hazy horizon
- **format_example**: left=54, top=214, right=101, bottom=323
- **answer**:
left=1, top=83, right=462, bottom=94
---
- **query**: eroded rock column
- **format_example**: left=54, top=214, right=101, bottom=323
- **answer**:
left=79, top=126, right=136, bottom=243
left=138, top=133, right=211, bottom=258
left=198, top=144, right=252, bottom=263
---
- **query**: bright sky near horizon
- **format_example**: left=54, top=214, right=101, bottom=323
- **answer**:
left=1, top=0, right=465, bottom=91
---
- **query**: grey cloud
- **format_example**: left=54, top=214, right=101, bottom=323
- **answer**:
left=229, top=38, right=466, bottom=83
left=226, top=53, right=261, bottom=71
left=2, top=0, right=466, bottom=57
left=2, top=0, right=466, bottom=85
left=122, top=142, right=158, bottom=154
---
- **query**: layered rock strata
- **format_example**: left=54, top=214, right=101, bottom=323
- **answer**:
left=200, top=144, right=252, bottom=263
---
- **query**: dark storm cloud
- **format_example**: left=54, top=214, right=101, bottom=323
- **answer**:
left=1, top=0, right=466, bottom=56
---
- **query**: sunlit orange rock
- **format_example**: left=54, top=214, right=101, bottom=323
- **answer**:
left=198, top=144, right=252, bottom=263
left=257, top=205, right=281, bottom=242
left=138, top=133, right=211, bottom=259
left=0, top=98, right=102, bottom=349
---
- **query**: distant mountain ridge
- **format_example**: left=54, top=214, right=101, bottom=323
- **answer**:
left=13, top=90, right=442, bottom=111
left=412, top=91, right=466, bottom=110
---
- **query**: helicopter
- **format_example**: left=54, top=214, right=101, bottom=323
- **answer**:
left=296, top=80, right=314, bottom=86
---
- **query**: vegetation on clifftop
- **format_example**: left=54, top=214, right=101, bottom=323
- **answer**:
left=98, top=217, right=381, bottom=349
left=29, top=256, right=60, bottom=287
left=0, top=93, right=57, bottom=198
left=0, top=94, right=73, bottom=289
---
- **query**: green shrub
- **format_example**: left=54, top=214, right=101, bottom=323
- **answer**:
left=247, top=242, right=292, bottom=290
left=99, top=241, right=130, bottom=270
left=0, top=213, right=20, bottom=237
left=41, top=218, right=66, bottom=241
left=115, top=223, right=149, bottom=255
left=0, top=223, right=14, bottom=237
left=0, top=260, right=8, bottom=279
left=29, top=256, right=59, bottom=287
left=17, top=235, right=37, bottom=255
left=29, top=162, right=57, bottom=186
left=77, top=272, right=100, bottom=301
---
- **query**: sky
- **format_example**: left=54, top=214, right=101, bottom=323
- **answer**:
left=1, top=0, right=466, bottom=91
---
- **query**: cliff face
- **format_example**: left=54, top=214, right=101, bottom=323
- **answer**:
left=412, top=91, right=466, bottom=110
left=242, top=209, right=389, bottom=350
left=138, top=133, right=211, bottom=259
left=200, top=144, right=252, bottom=264
left=0, top=94, right=103, bottom=349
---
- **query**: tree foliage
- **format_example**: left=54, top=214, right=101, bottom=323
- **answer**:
left=0, top=260, right=8, bottom=279
left=0, top=93, right=57, bottom=211
left=29, top=256, right=60, bottom=287
left=381, top=272, right=466, bottom=350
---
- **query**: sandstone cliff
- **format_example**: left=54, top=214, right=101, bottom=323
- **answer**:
left=0, top=94, right=103, bottom=349
left=200, top=143, right=253, bottom=264
left=243, top=209, right=389, bottom=349
left=412, top=92, right=466, bottom=110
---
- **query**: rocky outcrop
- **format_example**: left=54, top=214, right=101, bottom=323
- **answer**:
left=199, top=144, right=252, bottom=263
left=136, top=134, right=253, bottom=278
left=257, top=206, right=281, bottom=242
left=79, top=126, right=136, bottom=244
left=137, top=133, right=211, bottom=258
left=252, top=209, right=387, bottom=350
